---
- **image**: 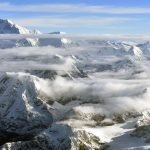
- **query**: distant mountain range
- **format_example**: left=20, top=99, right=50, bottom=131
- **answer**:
left=0, top=19, right=72, bottom=48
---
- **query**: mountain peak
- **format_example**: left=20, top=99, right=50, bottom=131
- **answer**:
left=0, top=19, right=13, bottom=25
left=0, top=18, right=39, bottom=34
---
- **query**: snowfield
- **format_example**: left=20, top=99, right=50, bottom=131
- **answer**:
left=0, top=19, right=150, bottom=149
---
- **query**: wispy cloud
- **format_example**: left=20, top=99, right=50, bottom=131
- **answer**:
left=1, top=45, right=150, bottom=116
left=0, top=33, right=150, bottom=41
left=0, top=2, right=150, bottom=14
left=12, top=16, right=132, bottom=28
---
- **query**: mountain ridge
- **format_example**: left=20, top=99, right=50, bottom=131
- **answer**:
left=0, top=18, right=71, bottom=48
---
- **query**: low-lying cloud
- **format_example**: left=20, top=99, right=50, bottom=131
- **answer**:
left=1, top=38, right=150, bottom=118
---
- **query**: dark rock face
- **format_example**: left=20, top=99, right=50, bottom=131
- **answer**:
left=131, top=111, right=150, bottom=143
left=1, top=124, right=107, bottom=150
left=0, top=73, right=53, bottom=145
left=0, top=19, right=20, bottom=34
left=28, top=69, right=88, bottom=80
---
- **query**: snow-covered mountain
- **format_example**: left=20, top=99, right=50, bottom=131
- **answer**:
left=0, top=18, right=147, bottom=59
left=1, top=18, right=150, bottom=149
left=0, top=19, right=72, bottom=48
left=39, top=32, right=72, bottom=47
left=137, top=41, right=150, bottom=55
left=0, top=72, right=53, bottom=145
left=0, top=19, right=40, bottom=48
left=0, top=19, right=40, bottom=34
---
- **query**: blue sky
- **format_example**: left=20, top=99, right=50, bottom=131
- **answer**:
left=0, top=0, right=150, bottom=35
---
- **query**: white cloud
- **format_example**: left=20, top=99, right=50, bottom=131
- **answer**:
left=0, top=33, right=150, bottom=41
left=0, top=2, right=150, bottom=14
left=1, top=40, right=150, bottom=116
left=36, top=75, right=150, bottom=115
left=12, top=16, right=132, bottom=28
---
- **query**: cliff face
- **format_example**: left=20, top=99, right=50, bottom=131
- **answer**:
left=0, top=73, right=53, bottom=145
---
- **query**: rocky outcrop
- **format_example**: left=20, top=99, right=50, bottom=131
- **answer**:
left=131, top=110, right=150, bottom=143
left=1, top=124, right=107, bottom=150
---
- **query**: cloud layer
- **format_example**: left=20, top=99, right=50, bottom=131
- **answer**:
left=1, top=2, right=150, bottom=14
